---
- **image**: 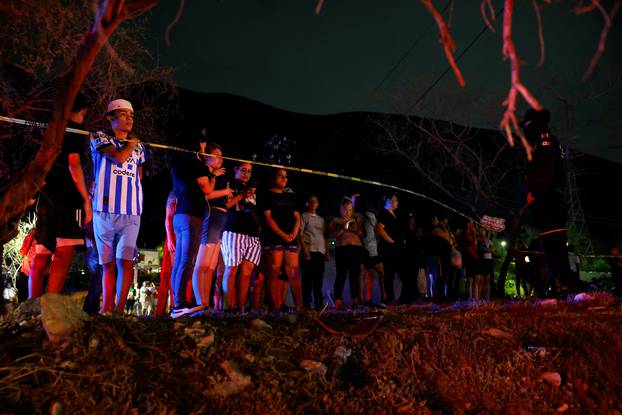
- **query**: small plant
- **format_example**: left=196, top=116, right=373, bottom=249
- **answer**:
left=2, top=213, right=35, bottom=285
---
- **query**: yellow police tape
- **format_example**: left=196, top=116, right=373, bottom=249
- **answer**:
left=1, top=114, right=480, bottom=224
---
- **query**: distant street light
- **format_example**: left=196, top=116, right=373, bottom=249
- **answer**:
left=501, top=241, right=507, bottom=247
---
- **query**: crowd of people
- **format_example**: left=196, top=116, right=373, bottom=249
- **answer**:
left=152, top=159, right=513, bottom=316
left=3, top=95, right=622, bottom=319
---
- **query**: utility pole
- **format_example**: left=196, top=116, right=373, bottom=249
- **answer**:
left=564, top=148, right=594, bottom=254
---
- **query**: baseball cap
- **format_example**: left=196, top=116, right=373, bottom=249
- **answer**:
left=106, top=99, right=134, bottom=114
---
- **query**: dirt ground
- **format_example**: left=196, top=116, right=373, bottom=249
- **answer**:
left=1, top=296, right=621, bottom=415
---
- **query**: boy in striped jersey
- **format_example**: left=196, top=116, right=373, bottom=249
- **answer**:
left=90, top=99, right=146, bottom=313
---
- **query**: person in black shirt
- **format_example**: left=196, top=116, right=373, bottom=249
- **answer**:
left=221, top=162, right=261, bottom=313
left=404, top=214, right=428, bottom=299
left=169, top=138, right=217, bottom=318
left=29, top=93, right=91, bottom=299
left=426, top=214, right=452, bottom=301
left=376, top=194, right=409, bottom=304
left=190, top=143, right=233, bottom=314
left=521, top=109, right=570, bottom=296
left=259, top=168, right=302, bottom=311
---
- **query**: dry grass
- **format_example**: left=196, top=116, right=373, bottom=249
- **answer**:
left=1, top=297, right=621, bottom=415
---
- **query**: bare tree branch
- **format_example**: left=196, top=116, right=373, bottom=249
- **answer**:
left=0, top=0, right=162, bottom=228
left=580, top=0, right=621, bottom=80
left=530, top=0, right=546, bottom=67
left=421, top=0, right=466, bottom=87
left=499, top=0, right=543, bottom=160
left=315, top=0, right=325, bottom=15
left=481, top=0, right=497, bottom=33
left=165, top=0, right=186, bottom=47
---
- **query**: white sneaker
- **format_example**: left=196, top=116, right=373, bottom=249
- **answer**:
left=170, top=307, right=191, bottom=319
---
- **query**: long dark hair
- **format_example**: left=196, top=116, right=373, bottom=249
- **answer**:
left=176, top=133, right=206, bottom=152
left=354, top=194, right=374, bottom=214
left=205, top=142, right=221, bottom=154
left=268, top=168, right=287, bottom=186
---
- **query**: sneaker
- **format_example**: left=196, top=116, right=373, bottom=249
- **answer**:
left=170, top=304, right=191, bottom=319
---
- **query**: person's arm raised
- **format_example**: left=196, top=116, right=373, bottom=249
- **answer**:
left=98, top=140, right=137, bottom=165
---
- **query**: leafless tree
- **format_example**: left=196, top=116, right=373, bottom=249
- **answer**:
left=316, top=0, right=621, bottom=157
left=376, top=114, right=530, bottom=296
left=0, top=0, right=171, bottom=242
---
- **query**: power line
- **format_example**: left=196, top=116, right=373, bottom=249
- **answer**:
left=370, top=1, right=452, bottom=95
left=408, top=5, right=505, bottom=114
left=310, top=3, right=451, bottom=167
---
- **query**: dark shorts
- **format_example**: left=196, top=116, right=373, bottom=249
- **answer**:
left=201, top=208, right=228, bottom=244
left=363, top=249, right=383, bottom=269
left=34, top=200, right=84, bottom=254
left=481, top=259, right=494, bottom=276
left=262, top=244, right=300, bottom=254
left=464, top=257, right=482, bottom=277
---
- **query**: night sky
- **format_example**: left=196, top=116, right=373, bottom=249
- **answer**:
left=3, top=1, right=619, bottom=252
left=132, top=1, right=622, bottom=251
left=143, top=0, right=622, bottom=162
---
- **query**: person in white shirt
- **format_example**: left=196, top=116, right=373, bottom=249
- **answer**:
left=139, top=281, right=153, bottom=316
left=3, top=281, right=18, bottom=304
left=299, top=195, right=329, bottom=310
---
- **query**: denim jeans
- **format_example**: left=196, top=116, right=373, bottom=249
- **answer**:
left=82, top=245, right=103, bottom=314
left=171, top=214, right=203, bottom=307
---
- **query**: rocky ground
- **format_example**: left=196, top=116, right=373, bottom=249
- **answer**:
left=1, top=294, right=621, bottom=415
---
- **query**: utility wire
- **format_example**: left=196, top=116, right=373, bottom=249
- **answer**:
left=408, top=5, right=505, bottom=114
left=370, top=1, right=452, bottom=95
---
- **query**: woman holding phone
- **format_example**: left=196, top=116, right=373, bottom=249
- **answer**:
left=329, top=197, right=365, bottom=309
left=191, top=143, right=233, bottom=312
left=220, top=162, right=261, bottom=313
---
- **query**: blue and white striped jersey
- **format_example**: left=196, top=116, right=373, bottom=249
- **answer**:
left=90, top=132, right=147, bottom=215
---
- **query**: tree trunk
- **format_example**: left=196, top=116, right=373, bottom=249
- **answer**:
left=0, top=243, right=4, bottom=275
left=0, top=0, right=160, bottom=232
